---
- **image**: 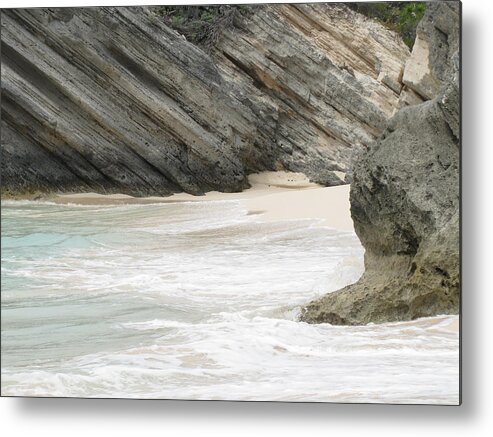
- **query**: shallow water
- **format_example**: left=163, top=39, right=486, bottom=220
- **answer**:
left=1, top=200, right=459, bottom=403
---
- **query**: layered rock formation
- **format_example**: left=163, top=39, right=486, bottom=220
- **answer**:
left=301, top=2, right=460, bottom=325
left=1, top=4, right=410, bottom=197
left=212, top=4, right=410, bottom=185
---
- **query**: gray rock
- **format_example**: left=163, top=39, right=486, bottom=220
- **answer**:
left=301, top=2, right=460, bottom=325
left=402, top=2, right=460, bottom=101
left=1, top=7, right=249, bottom=196
left=1, top=4, right=409, bottom=197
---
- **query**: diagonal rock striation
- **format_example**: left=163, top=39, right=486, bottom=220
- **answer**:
left=1, top=4, right=410, bottom=197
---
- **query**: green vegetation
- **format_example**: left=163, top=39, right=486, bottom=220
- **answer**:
left=151, top=5, right=255, bottom=52
left=347, top=2, right=427, bottom=48
left=152, top=3, right=425, bottom=51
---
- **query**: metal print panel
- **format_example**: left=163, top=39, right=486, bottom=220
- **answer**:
left=0, top=1, right=461, bottom=404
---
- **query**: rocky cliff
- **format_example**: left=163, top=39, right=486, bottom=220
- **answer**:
left=1, top=4, right=410, bottom=197
left=301, top=2, right=460, bottom=325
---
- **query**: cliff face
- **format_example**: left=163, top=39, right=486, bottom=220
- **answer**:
left=301, top=2, right=460, bottom=325
left=212, top=4, right=410, bottom=185
left=1, top=4, right=410, bottom=196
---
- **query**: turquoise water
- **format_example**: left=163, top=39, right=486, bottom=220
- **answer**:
left=1, top=200, right=459, bottom=402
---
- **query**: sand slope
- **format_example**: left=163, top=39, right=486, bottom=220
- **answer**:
left=54, top=171, right=353, bottom=231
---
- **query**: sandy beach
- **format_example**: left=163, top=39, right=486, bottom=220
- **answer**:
left=54, top=171, right=354, bottom=231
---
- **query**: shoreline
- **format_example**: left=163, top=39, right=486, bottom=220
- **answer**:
left=2, top=171, right=460, bottom=333
left=15, top=171, right=354, bottom=232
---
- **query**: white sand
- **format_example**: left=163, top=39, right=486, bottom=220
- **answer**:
left=243, top=185, right=352, bottom=230
left=54, top=171, right=354, bottom=231
left=444, top=318, right=460, bottom=333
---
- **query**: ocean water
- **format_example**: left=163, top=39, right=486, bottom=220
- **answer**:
left=1, top=200, right=459, bottom=403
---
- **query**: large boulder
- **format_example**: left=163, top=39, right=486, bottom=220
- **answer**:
left=301, top=2, right=460, bottom=325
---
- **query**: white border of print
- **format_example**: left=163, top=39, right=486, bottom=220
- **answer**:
left=1, top=1, right=492, bottom=436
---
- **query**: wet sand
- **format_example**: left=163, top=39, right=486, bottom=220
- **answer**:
left=54, top=171, right=354, bottom=231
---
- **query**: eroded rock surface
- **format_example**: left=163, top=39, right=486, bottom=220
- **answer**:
left=213, top=4, right=410, bottom=185
left=301, top=2, right=460, bottom=325
left=400, top=1, right=459, bottom=102
left=1, top=4, right=410, bottom=196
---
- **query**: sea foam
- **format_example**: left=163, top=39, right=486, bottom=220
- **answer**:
left=1, top=200, right=459, bottom=403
